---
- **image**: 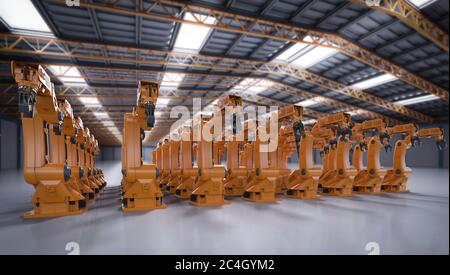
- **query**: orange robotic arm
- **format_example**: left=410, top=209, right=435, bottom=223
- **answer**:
left=85, top=130, right=104, bottom=190
left=381, top=123, right=419, bottom=192
left=313, top=112, right=355, bottom=196
left=12, top=62, right=86, bottom=218
left=215, top=95, right=251, bottom=197
left=166, top=135, right=181, bottom=194
left=83, top=128, right=102, bottom=192
left=175, top=126, right=198, bottom=199
left=60, top=100, right=97, bottom=199
left=351, top=123, right=366, bottom=171
left=159, top=139, right=171, bottom=188
left=352, top=119, right=391, bottom=194
left=417, top=127, right=447, bottom=150
left=189, top=114, right=227, bottom=206
left=271, top=105, right=304, bottom=194
left=382, top=125, right=446, bottom=193
left=74, top=117, right=97, bottom=195
left=121, top=81, right=165, bottom=212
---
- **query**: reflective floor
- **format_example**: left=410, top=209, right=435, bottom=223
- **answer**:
left=0, top=162, right=448, bottom=255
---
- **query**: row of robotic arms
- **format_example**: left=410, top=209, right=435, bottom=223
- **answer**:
left=11, top=62, right=106, bottom=219
left=13, top=66, right=445, bottom=216
left=120, top=81, right=447, bottom=212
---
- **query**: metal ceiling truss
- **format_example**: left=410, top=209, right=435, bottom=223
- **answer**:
left=45, top=0, right=448, bottom=103
left=0, top=33, right=433, bottom=123
left=0, top=65, right=241, bottom=88
left=351, top=0, right=449, bottom=52
left=236, top=92, right=324, bottom=119
left=0, top=87, right=221, bottom=100
left=0, top=75, right=403, bottom=126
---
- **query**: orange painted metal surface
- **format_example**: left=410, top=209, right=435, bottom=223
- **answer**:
left=121, top=81, right=166, bottom=212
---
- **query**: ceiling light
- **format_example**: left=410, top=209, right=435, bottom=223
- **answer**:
left=395, top=94, right=440, bottom=106
left=0, top=0, right=52, bottom=33
left=173, top=12, right=216, bottom=52
left=291, top=46, right=338, bottom=68
left=351, top=74, right=397, bottom=90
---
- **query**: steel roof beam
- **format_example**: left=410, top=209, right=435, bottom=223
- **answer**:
left=43, top=0, right=447, bottom=103
left=289, top=0, right=318, bottom=22
left=0, top=58, right=408, bottom=124
left=1, top=77, right=404, bottom=125
left=316, top=1, right=353, bottom=28
left=356, top=20, right=399, bottom=42
left=351, top=0, right=449, bottom=52
left=225, top=0, right=278, bottom=56
left=339, top=9, right=375, bottom=32
left=0, top=33, right=434, bottom=122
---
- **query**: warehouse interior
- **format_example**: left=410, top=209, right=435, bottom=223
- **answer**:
left=0, top=0, right=448, bottom=255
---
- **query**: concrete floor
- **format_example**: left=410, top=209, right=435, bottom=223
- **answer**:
left=0, top=161, right=448, bottom=255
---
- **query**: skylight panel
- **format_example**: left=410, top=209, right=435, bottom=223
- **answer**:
left=92, top=112, right=122, bottom=142
left=291, top=46, right=338, bottom=68
left=157, top=98, right=171, bottom=106
left=351, top=74, right=397, bottom=90
left=78, top=97, right=101, bottom=106
left=395, top=95, right=440, bottom=106
left=93, top=112, right=110, bottom=118
left=235, top=78, right=273, bottom=94
left=295, top=98, right=319, bottom=107
left=102, top=121, right=116, bottom=127
left=173, top=12, right=216, bottom=52
left=275, top=43, right=309, bottom=62
left=407, top=0, right=437, bottom=9
left=160, top=73, right=184, bottom=89
left=48, top=65, right=87, bottom=85
left=0, top=0, right=52, bottom=33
